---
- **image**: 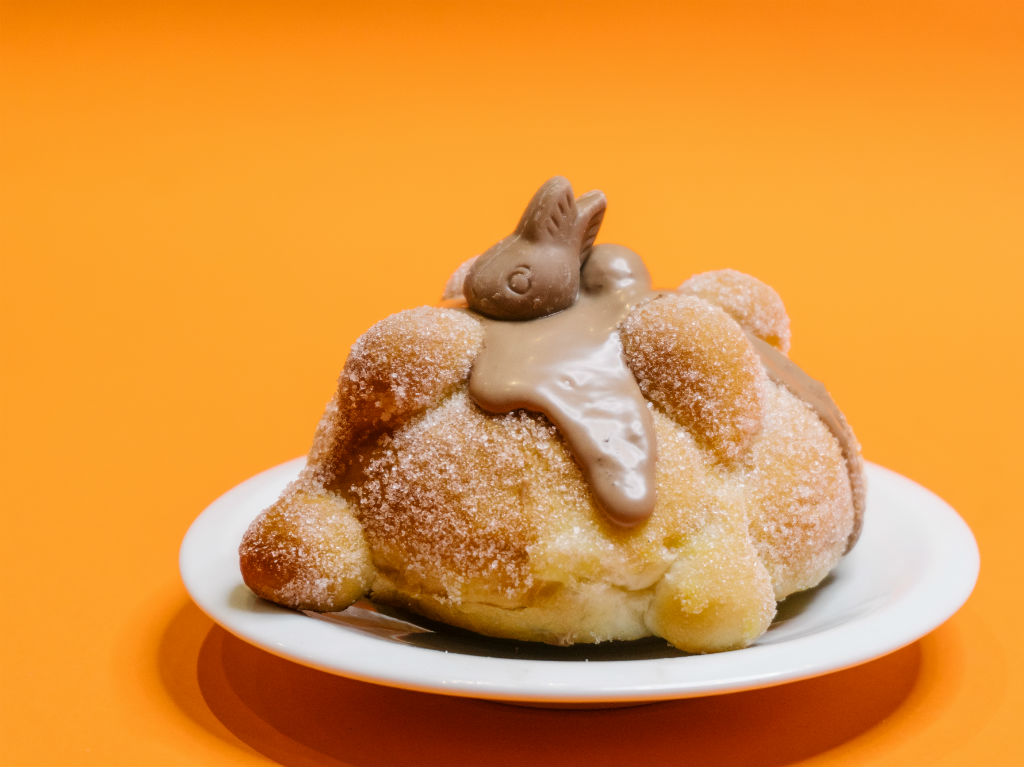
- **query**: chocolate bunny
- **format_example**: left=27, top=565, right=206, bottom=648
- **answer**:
left=463, top=176, right=606, bottom=320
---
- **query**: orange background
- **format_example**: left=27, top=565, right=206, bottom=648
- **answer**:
left=3, top=1, right=1022, bottom=764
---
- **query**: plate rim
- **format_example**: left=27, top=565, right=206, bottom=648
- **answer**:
left=179, top=459, right=979, bottom=703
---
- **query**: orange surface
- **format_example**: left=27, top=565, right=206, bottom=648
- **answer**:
left=2, top=1, right=1022, bottom=763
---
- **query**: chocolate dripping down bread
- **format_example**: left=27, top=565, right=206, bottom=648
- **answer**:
left=240, top=177, right=864, bottom=653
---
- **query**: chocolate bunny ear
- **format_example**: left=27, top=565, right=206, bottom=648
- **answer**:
left=575, top=190, right=606, bottom=263
left=516, top=176, right=578, bottom=243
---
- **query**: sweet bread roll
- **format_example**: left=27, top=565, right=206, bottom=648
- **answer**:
left=240, top=177, right=864, bottom=653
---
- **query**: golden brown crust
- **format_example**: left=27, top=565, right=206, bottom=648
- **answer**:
left=646, top=512, right=776, bottom=653
left=348, top=393, right=541, bottom=605
left=239, top=481, right=373, bottom=611
left=310, top=306, right=484, bottom=485
left=621, top=294, right=765, bottom=463
left=679, top=269, right=792, bottom=353
left=745, top=381, right=855, bottom=599
left=239, top=277, right=862, bottom=653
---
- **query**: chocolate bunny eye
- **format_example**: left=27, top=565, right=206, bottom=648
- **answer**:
left=506, top=265, right=532, bottom=295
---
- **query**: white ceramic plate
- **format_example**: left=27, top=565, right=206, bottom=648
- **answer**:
left=180, top=459, right=978, bottom=705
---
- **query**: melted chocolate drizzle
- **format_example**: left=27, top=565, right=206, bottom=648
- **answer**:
left=463, top=178, right=862, bottom=535
left=469, top=245, right=657, bottom=527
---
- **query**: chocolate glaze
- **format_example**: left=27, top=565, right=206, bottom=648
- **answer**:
left=462, top=178, right=862, bottom=538
left=469, top=244, right=658, bottom=527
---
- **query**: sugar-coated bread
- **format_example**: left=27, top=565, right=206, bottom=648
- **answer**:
left=240, top=177, right=862, bottom=653
left=240, top=269, right=860, bottom=653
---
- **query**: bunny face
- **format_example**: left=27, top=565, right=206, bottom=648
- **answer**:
left=462, top=234, right=580, bottom=320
